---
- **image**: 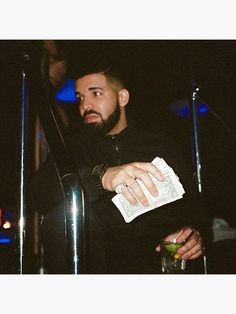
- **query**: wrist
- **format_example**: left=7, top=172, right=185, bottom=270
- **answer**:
left=92, top=164, right=109, bottom=190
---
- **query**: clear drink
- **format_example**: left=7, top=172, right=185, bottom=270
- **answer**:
left=160, top=240, right=186, bottom=274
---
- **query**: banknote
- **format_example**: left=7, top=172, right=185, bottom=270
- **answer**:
left=112, top=157, right=185, bottom=223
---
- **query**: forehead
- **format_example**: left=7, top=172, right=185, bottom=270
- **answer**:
left=75, top=73, right=111, bottom=91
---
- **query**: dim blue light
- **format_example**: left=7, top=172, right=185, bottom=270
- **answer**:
left=56, top=79, right=77, bottom=103
left=0, top=231, right=14, bottom=244
left=0, top=237, right=13, bottom=244
left=198, top=103, right=209, bottom=114
left=179, top=107, right=190, bottom=117
left=168, top=99, right=209, bottom=118
left=4, top=210, right=13, bottom=220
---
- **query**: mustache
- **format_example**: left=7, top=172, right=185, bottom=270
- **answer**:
left=83, top=109, right=102, bottom=120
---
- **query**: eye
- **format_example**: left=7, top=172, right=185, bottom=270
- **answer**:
left=76, top=95, right=84, bottom=104
left=93, top=91, right=102, bottom=97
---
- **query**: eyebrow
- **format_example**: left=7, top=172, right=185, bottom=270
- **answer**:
left=88, top=87, right=104, bottom=91
left=75, top=86, right=104, bottom=96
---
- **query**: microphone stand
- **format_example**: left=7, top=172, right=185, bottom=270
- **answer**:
left=17, top=43, right=86, bottom=274
left=17, top=52, right=30, bottom=274
left=191, top=81, right=207, bottom=274
left=191, top=81, right=203, bottom=193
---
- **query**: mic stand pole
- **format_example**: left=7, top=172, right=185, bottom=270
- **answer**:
left=17, top=44, right=86, bottom=274
left=191, top=81, right=207, bottom=274
left=17, top=53, right=31, bottom=274
left=38, top=53, right=86, bottom=274
left=191, top=82, right=202, bottom=194
left=35, top=99, right=86, bottom=274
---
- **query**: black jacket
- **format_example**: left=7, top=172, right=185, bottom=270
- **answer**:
left=32, top=125, right=207, bottom=273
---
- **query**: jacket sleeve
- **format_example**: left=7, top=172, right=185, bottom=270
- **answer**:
left=31, top=155, right=64, bottom=214
left=31, top=154, right=108, bottom=214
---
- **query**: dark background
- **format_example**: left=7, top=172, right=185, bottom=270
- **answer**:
left=0, top=40, right=235, bottom=273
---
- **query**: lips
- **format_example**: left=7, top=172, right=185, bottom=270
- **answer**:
left=84, top=113, right=100, bottom=124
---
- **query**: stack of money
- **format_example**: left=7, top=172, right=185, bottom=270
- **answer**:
left=112, top=157, right=185, bottom=223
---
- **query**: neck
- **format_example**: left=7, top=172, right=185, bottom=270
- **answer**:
left=107, top=111, right=128, bottom=135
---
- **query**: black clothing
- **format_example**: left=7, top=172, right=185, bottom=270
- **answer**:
left=32, top=125, right=207, bottom=274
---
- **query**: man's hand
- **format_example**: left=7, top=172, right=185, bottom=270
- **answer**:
left=102, top=162, right=165, bottom=207
left=155, top=227, right=203, bottom=260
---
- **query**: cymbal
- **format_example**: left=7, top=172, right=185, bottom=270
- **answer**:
left=168, top=98, right=209, bottom=117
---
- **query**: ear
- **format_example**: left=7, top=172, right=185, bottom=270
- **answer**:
left=118, top=89, right=129, bottom=108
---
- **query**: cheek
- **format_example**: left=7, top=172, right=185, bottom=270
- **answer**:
left=79, top=106, right=84, bottom=117
left=101, top=99, right=118, bottom=117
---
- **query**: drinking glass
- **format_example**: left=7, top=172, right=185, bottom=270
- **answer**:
left=160, top=239, right=186, bottom=274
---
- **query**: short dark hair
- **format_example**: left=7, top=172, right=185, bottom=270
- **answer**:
left=70, top=61, right=128, bottom=90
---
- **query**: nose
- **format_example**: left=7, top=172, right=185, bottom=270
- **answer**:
left=80, top=96, right=93, bottom=112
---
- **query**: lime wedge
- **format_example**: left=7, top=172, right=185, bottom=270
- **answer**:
left=174, top=253, right=182, bottom=260
left=165, top=243, right=182, bottom=254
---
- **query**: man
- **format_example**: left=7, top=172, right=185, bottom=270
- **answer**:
left=33, top=62, right=206, bottom=273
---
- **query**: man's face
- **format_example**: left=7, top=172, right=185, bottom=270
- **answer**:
left=75, top=73, right=121, bottom=136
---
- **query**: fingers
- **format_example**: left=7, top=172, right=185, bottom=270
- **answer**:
left=155, top=227, right=203, bottom=260
left=135, top=162, right=165, bottom=182
left=163, top=229, right=184, bottom=242
left=177, top=228, right=203, bottom=260
left=175, top=227, right=193, bottom=243
left=122, top=182, right=148, bottom=207
left=102, top=162, right=165, bottom=207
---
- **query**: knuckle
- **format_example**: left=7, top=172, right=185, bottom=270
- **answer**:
left=118, top=168, right=130, bottom=179
left=126, top=163, right=135, bottom=171
left=126, top=176, right=136, bottom=186
left=139, top=170, right=148, bottom=179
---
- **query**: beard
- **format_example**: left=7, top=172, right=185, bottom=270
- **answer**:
left=82, top=103, right=121, bottom=139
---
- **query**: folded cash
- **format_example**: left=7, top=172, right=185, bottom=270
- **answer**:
left=111, top=157, right=185, bottom=223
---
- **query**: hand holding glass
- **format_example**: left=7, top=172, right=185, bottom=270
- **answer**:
left=160, top=239, right=186, bottom=274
